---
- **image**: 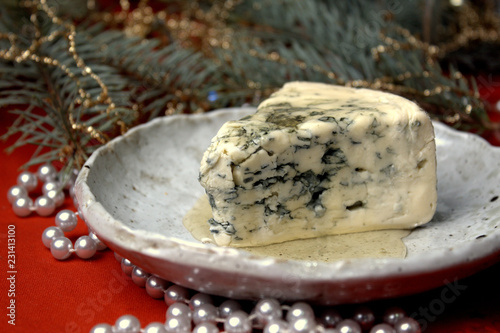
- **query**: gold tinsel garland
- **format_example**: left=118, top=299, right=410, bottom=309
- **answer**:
left=1, top=0, right=499, bottom=169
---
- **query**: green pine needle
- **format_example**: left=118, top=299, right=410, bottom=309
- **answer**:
left=0, top=0, right=495, bottom=172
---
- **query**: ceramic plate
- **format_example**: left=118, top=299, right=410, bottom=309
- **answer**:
left=74, top=108, right=500, bottom=304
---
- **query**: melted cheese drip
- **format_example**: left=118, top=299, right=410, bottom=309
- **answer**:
left=183, top=196, right=410, bottom=262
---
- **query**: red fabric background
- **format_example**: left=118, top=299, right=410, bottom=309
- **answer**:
left=1, top=82, right=500, bottom=332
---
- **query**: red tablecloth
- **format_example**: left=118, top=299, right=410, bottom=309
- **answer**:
left=1, top=99, right=500, bottom=333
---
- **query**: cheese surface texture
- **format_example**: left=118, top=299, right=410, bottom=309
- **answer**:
left=199, top=82, right=437, bottom=247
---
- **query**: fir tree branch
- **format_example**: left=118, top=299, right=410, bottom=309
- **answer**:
left=0, top=0, right=497, bottom=173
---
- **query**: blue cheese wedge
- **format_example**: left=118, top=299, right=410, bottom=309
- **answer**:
left=199, top=81, right=437, bottom=247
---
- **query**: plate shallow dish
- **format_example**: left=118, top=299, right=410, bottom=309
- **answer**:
left=75, top=107, right=500, bottom=304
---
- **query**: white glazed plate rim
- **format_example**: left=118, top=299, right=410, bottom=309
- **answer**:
left=75, top=107, right=500, bottom=300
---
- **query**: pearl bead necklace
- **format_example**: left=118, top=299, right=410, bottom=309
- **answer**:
left=41, top=217, right=108, bottom=260
left=8, top=164, right=422, bottom=333
left=8, top=164, right=76, bottom=216
left=89, top=253, right=421, bottom=333
left=8, top=164, right=107, bottom=260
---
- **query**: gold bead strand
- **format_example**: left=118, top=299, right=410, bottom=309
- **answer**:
left=37, top=0, right=128, bottom=134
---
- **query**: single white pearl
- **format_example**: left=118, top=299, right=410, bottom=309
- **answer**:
left=75, top=235, right=97, bottom=259
left=164, top=316, right=192, bottom=333
left=224, top=310, right=252, bottom=333
left=144, top=322, right=168, bottom=333
left=353, top=306, right=375, bottom=330
left=121, top=258, right=135, bottom=276
left=42, top=180, right=60, bottom=194
left=253, top=298, right=282, bottom=326
left=394, top=318, right=421, bottom=333
left=35, top=196, right=56, bottom=216
left=55, top=210, right=78, bottom=232
left=89, top=230, right=107, bottom=250
left=218, top=300, right=242, bottom=319
left=167, top=302, right=192, bottom=321
left=17, top=171, right=37, bottom=192
left=335, top=319, right=362, bottom=333
left=115, top=314, right=141, bottom=333
left=89, top=323, right=114, bottom=333
left=37, top=163, right=57, bottom=183
left=42, top=226, right=64, bottom=248
left=7, top=185, right=27, bottom=204
left=146, top=275, right=169, bottom=299
left=192, top=303, right=218, bottom=325
left=263, top=319, right=289, bottom=333
left=132, top=266, right=151, bottom=287
left=370, top=323, right=396, bottom=333
left=289, top=317, right=316, bottom=333
left=286, top=302, right=315, bottom=323
left=190, top=293, right=213, bottom=309
left=50, top=236, right=73, bottom=260
left=46, top=189, right=65, bottom=207
left=318, top=308, right=342, bottom=328
left=192, top=322, right=219, bottom=333
left=383, top=307, right=406, bottom=325
left=12, top=197, right=33, bottom=217
left=164, top=285, right=190, bottom=306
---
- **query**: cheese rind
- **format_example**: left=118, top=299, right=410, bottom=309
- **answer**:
left=199, top=82, right=437, bottom=247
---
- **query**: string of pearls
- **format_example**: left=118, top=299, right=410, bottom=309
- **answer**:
left=89, top=254, right=422, bottom=333
left=41, top=214, right=108, bottom=260
left=8, top=164, right=67, bottom=217
left=7, top=164, right=107, bottom=260
left=8, top=164, right=421, bottom=333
